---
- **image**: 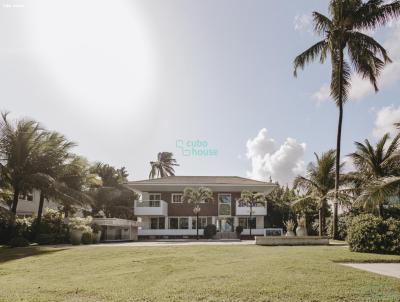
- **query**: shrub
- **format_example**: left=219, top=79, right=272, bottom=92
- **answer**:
left=33, top=209, right=69, bottom=244
left=68, top=216, right=92, bottom=232
left=235, top=225, right=244, bottom=235
left=327, top=214, right=352, bottom=240
left=91, top=223, right=101, bottom=234
left=9, top=236, right=29, bottom=248
left=81, top=232, right=92, bottom=244
left=347, top=214, right=400, bottom=254
left=36, top=233, right=56, bottom=245
left=0, top=208, right=14, bottom=244
left=204, top=224, right=217, bottom=239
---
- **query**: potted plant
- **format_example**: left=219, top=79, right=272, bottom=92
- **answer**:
left=296, top=216, right=308, bottom=237
left=284, top=220, right=295, bottom=237
left=91, top=223, right=102, bottom=243
left=68, top=217, right=92, bottom=245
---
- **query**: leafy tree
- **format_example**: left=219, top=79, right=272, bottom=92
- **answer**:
left=294, top=150, right=337, bottom=236
left=293, top=0, right=399, bottom=238
left=265, top=185, right=296, bottom=229
left=91, top=163, right=137, bottom=219
left=238, top=191, right=266, bottom=236
left=149, top=152, right=179, bottom=179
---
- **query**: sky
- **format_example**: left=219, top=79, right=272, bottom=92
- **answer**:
left=1, top=0, right=400, bottom=184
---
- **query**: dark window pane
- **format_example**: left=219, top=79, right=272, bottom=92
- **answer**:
left=179, top=218, right=188, bottom=229
left=169, top=218, right=178, bottom=229
left=150, top=218, right=158, bottom=229
left=159, top=217, right=165, bottom=229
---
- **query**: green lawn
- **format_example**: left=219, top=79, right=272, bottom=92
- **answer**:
left=0, top=245, right=400, bottom=302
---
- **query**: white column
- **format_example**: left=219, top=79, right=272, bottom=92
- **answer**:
left=188, top=216, right=193, bottom=229
left=165, top=216, right=169, bottom=229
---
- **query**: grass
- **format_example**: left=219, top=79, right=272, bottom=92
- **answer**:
left=0, top=245, right=400, bottom=302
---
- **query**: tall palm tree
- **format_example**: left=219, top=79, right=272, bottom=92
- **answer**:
left=293, top=150, right=336, bottom=236
left=181, top=187, right=213, bottom=239
left=348, top=132, right=400, bottom=216
left=0, top=112, right=46, bottom=214
left=238, top=191, right=266, bottom=237
left=293, top=0, right=399, bottom=238
left=149, top=152, right=179, bottom=179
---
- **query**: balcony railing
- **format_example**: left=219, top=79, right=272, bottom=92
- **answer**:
left=236, top=201, right=267, bottom=216
left=134, top=200, right=168, bottom=216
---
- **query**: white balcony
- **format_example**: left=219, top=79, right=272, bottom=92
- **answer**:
left=134, top=200, right=168, bottom=216
left=236, top=201, right=267, bottom=216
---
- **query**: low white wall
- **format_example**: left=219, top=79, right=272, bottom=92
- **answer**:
left=256, top=236, right=329, bottom=246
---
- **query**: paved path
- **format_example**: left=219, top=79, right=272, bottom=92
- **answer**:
left=341, top=263, right=400, bottom=279
left=95, top=240, right=255, bottom=247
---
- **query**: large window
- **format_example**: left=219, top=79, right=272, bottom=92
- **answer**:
left=169, top=217, right=189, bottom=229
left=171, top=193, right=183, bottom=203
left=238, top=217, right=256, bottom=229
left=192, top=216, right=212, bottom=229
left=149, top=193, right=161, bottom=207
left=150, top=217, right=165, bottom=229
left=218, top=194, right=231, bottom=216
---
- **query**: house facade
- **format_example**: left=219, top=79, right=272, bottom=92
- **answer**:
left=127, top=176, right=277, bottom=238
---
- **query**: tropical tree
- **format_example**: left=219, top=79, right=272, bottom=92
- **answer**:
left=0, top=112, right=46, bottom=214
left=238, top=191, right=266, bottom=237
left=149, top=152, right=179, bottom=179
left=90, top=162, right=137, bottom=219
left=347, top=132, right=400, bottom=216
left=293, top=150, right=336, bottom=236
left=181, top=187, right=213, bottom=240
left=293, top=0, right=399, bottom=238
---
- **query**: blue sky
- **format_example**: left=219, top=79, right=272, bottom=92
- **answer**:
left=1, top=0, right=399, bottom=184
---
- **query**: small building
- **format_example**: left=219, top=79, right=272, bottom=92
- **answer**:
left=92, top=218, right=139, bottom=241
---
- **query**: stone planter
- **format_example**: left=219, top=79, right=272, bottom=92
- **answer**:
left=92, top=231, right=102, bottom=244
left=286, top=230, right=295, bottom=237
left=296, top=226, right=307, bottom=237
left=70, top=229, right=83, bottom=245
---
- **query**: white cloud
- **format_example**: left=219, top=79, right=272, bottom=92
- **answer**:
left=313, top=21, right=400, bottom=102
left=372, top=105, right=400, bottom=138
left=294, top=14, right=313, bottom=33
left=246, top=128, right=306, bottom=185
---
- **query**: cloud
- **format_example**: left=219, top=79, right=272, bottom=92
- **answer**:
left=246, top=128, right=306, bottom=185
left=372, top=105, right=400, bottom=138
left=313, top=21, right=400, bottom=102
left=294, top=14, right=313, bottom=33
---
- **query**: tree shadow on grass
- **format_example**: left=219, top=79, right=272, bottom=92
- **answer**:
left=0, top=246, right=67, bottom=264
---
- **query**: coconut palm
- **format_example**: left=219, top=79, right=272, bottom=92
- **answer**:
left=0, top=112, right=46, bottom=214
left=347, top=133, right=400, bottom=216
left=293, top=150, right=336, bottom=236
left=181, top=187, right=213, bottom=240
left=238, top=191, right=266, bottom=237
left=149, top=152, right=179, bottom=179
left=293, top=0, right=399, bottom=238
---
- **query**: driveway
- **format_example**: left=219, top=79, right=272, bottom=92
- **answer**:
left=341, top=263, right=400, bottom=279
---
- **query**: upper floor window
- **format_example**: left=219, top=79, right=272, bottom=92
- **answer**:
left=171, top=193, right=183, bottom=203
left=149, top=193, right=161, bottom=207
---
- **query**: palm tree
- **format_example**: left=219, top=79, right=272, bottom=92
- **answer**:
left=293, top=150, right=336, bottom=236
left=238, top=191, right=266, bottom=237
left=293, top=0, right=399, bottom=238
left=149, top=152, right=179, bottom=179
left=0, top=112, right=46, bottom=214
left=348, top=133, right=400, bottom=216
left=181, top=187, right=213, bottom=240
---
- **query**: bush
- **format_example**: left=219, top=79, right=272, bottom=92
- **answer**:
left=9, top=236, right=29, bottom=248
left=36, top=233, right=56, bottom=245
left=68, top=216, right=92, bottom=232
left=203, top=224, right=217, bottom=239
left=81, top=232, right=92, bottom=244
left=327, top=214, right=353, bottom=240
left=235, top=225, right=244, bottom=235
left=347, top=214, right=400, bottom=254
left=33, top=209, right=69, bottom=244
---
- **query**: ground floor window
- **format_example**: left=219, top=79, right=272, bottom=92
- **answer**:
left=169, top=217, right=189, bottom=229
left=150, top=217, right=165, bottom=229
left=238, top=217, right=256, bottom=229
left=191, top=216, right=212, bottom=229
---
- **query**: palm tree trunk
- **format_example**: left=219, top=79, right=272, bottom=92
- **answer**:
left=11, top=186, right=20, bottom=214
left=378, top=203, right=384, bottom=218
left=318, top=207, right=323, bottom=237
left=36, top=192, right=45, bottom=235
left=249, top=204, right=252, bottom=238
left=333, top=48, right=344, bottom=240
